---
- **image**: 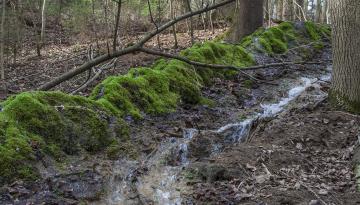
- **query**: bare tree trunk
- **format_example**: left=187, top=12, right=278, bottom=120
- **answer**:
left=113, top=0, right=122, bottom=51
left=40, top=0, right=46, bottom=53
left=265, top=0, right=271, bottom=27
left=0, top=0, right=7, bottom=98
left=276, top=0, right=284, bottom=20
left=185, top=0, right=195, bottom=45
left=92, top=0, right=100, bottom=50
left=304, top=0, right=309, bottom=19
left=315, top=0, right=321, bottom=22
left=157, top=0, right=162, bottom=49
left=227, top=0, right=264, bottom=43
left=330, top=0, right=360, bottom=113
left=170, top=0, right=178, bottom=48
left=326, top=0, right=330, bottom=24
left=209, top=0, right=216, bottom=34
left=282, top=0, right=292, bottom=21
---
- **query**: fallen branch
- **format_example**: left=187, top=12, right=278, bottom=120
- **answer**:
left=37, top=0, right=236, bottom=91
left=70, top=59, right=117, bottom=95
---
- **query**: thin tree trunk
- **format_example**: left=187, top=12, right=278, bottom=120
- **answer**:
left=170, top=0, right=178, bottom=48
left=0, top=0, right=5, bottom=81
left=282, top=0, right=292, bottom=21
left=157, top=0, right=161, bottom=49
left=330, top=0, right=360, bottom=113
left=40, top=0, right=46, bottom=49
left=276, top=0, right=284, bottom=20
left=304, top=0, right=308, bottom=19
left=92, top=0, right=100, bottom=50
left=315, top=0, right=321, bottom=22
left=0, top=0, right=7, bottom=98
left=209, top=0, right=215, bottom=34
left=186, top=0, right=195, bottom=45
left=113, top=0, right=122, bottom=51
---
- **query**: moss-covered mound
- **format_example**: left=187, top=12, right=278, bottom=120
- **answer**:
left=240, top=21, right=330, bottom=54
left=0, top=92, right=129, bottom=183
left=0, top=21, right=330, bottom=184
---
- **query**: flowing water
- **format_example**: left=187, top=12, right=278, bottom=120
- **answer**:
left=99, top=72, right=331, bottom=205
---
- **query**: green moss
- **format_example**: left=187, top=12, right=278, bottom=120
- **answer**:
left=106, top=140, right=138, bottom=160
left=304, top=21, right=331, bottom=41
left=181, top=42, right=254, bottom=67
left=243, top=80, right=254, bottom=89
left=0, top=91, right=129, bottom=183
left=199, top=97, right=216, bottom=108
left=313, top=42, right=325, bottom=51
left=241, top=21, right=329, bottom=55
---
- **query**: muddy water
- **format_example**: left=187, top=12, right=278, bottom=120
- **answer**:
left=96, top=71, right=331, bottom=205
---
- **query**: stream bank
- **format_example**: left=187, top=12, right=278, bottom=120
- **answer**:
left=94, top=44, right=359, bottom=204
left=1, top=23, right=359, bottom=205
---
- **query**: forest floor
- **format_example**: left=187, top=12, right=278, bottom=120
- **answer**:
left=1, top=27, right=360, bottom=205
left=6, top=28, right=225, bottom=94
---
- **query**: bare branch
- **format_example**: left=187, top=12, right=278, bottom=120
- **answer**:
left=37, top=0, right=236, bottom=91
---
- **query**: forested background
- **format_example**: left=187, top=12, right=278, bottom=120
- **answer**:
left=0, top=0, right=330, bottom=94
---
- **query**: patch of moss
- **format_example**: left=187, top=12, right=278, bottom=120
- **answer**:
left=305, top=21, right=321, bottom=40
left=241, top=21, right=329, bottom=55
left=106, top=140, right=138, bottom=160
left=199, top=97, right=216, bottom=108
left=0, top=91, right=129, bottom=183
left=243, top=80, right=254, bottom=89
left=180, top=41, right=254, bottom=67
left=304, top=21, right=331, bottom=41
left=313, top=42, right=325, bottom=51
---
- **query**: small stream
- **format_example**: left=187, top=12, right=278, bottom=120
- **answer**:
left=98, top=71, right=331, bottom=205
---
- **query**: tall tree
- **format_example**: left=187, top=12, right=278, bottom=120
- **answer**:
left=227, top=0, right=264, bottom=43
left=330, top=0, right=360, bottom=113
